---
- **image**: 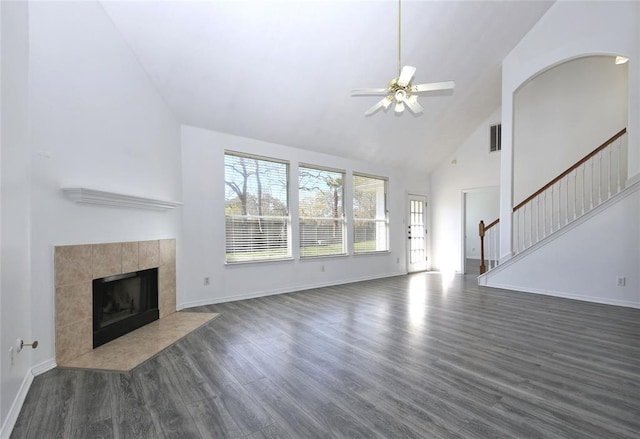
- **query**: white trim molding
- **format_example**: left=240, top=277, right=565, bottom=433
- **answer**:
left=62, top=188, right=183, bottom=211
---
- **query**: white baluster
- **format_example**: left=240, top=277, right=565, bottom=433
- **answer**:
left=590, top=159, right=594, bottom=209
left=544, top=188, right=548, bottom=234
left=565, top=175, right=569, bottom=225
left=598, top=152, right=602, bottom=204
left=616, top=138, right=621, bottom=193
left=528, top=202, right=533, bottom=248
left=557, top=181, right=562, bottom=230
left=573, top=168, right=578, bottom=220
left=549, top=186, right=553, bottom=234
left=535, top=196, right=540, bottom=244
left=607, top=147, right=612, bottom=199
left=581, top=164, right=585, bottom=215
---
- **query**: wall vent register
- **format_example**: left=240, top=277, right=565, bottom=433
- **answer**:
left=490, top=123, right=502, bottom=152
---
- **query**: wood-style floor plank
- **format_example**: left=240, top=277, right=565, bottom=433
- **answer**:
left=10, top=273, right=640, bottom=438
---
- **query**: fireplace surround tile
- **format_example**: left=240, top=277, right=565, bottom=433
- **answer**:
left=138, top=240, right=160, bottom=270
left=55, top=281, right=91, bottom=329
left=55, top=239, right=177, bottom=366
left=159, top=239, right=176, bottom=265
left=159, top=263, right=177, bottom=319
left=92, top=242, right=123, bottom=279
left=122, top=241, right=139, bottom=273
left=56, top=317, right=92, bottom=364
left=55, top=244, right=92, bottom=287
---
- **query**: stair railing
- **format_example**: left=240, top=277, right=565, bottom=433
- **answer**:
left=479, top=128, right=627, bottom=274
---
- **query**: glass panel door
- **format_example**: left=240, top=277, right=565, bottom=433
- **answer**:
left=407, top=195, right=427, bottom=272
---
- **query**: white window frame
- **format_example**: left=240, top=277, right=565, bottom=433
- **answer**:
left=224, top=151, right=291, bottom=263
left=298, top=164, right=347, bottom=258
left=353, top=173, right=389, bottom=254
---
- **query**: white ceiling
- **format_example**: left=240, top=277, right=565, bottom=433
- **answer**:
left=101, top=0, right=553, bottom=173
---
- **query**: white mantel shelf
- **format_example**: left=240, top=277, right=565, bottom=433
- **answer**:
left=62, top=188, right=183, bottom=211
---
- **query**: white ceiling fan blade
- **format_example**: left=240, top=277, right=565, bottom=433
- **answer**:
left=351, top=88, right=389, bottom=96
left=411, top=80, right=455, bottom=93
left=395, top=101, right=405, bottom=113
left=404, top=95, right=424, bottom=114
left=365, top=96, right=392, bottom=116
left=397, top=65, right=416, bottom=87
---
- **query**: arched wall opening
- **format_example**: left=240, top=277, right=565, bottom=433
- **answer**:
left=512, top=55, right=628, bottom=205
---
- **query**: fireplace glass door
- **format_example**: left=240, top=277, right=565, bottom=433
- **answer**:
left=92, top=268, right=159, bottom=348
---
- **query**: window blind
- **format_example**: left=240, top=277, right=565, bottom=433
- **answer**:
left=353, top=174, right=389, bottom=253
left=224, top=152, right=290, bottom=263
left=298, top=166, right=346, bottom=257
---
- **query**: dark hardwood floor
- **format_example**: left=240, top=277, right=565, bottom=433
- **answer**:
left=11, top=273, right=640, bottom=438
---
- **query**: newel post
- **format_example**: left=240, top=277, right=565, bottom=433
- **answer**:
left=479, top=220, right=486, bottom=274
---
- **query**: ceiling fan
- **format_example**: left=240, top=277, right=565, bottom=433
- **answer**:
left=352, top=0, right=455, bottom=116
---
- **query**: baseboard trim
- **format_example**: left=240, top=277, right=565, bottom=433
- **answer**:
left=178, top=271, right=404, bottom=309
left=31, top=358, right=57, bottom=376
left=487, top=282, right=640, bottom=309
left=0, top=358, right=57, bottom=439
left=0, top=370, right=34, bottom=439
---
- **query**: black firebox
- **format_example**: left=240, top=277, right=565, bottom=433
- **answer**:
left=92, top=267, right=159, bottom=348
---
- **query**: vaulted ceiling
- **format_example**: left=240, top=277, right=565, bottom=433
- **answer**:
left=101, top=1, right=553, bottom=172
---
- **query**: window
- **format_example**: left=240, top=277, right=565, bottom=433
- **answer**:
left=353, top=174, right=389, bottom=253
left=490, top=123, right=502, bottom=152
left=224, top=152, right=290, bottom=263
left=298, top=165, right=346, bottom=258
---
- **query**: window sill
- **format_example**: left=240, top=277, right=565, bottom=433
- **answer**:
left=225, top=257, right=294, bottom=267
left=299, top=253, right=349, bottom=261
left=353, top=250, right=391, bottom=256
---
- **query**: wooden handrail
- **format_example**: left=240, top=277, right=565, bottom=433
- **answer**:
left=513, top=128, right=626, bottom=212
left=478, top=127, right=627, bottom=274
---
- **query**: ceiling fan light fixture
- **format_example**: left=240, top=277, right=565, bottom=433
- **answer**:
left=351, top=0, right=455, bottom=116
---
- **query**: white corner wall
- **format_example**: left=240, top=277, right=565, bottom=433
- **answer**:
left=488, top=0, right=640, bottom=307
left=430, top=108, right=501, bottom=272
left=26, top=0, right=182, bottom=397
left=464, top=189, right=500, bottom=260
left=482, top=183, right=640, bottom=309
left=180, top=125, right=429, bottom=307
left=500, top=0, right=640, bottom=261
left=1, top=2, right=32, bottom=435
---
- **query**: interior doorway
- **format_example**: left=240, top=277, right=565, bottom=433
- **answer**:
left=462, top=188, right=499, bottom=275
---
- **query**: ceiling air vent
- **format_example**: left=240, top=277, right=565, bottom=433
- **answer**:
left=490, top=123, right=501, bottom=152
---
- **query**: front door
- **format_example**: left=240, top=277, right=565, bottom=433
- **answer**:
left=407, top=195, right=427, bottom=272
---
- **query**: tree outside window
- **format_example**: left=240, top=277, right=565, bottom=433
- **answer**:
left=224, top=153, right=290, bottom=263
left=353, top=174, right=389, bottom=253
left=298, top=166, right=346, bottom=257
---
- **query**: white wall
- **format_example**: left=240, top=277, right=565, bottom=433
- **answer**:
left=482, top=182, right=640, bottom=309
left=180, top=125, right=429, bottom=307
left=430, top=108, right=501, bottom=272
left=464, top=189, right=500, bottom=260
left=0, top=2, right=32, bottom=433
left=513, top=56, right=628, bottom=204
left=27, top=0, right=182, bottom=378
left=500, top=0, right=640, bottom=260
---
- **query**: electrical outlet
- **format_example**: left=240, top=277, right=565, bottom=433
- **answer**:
left=9, top=347, right=14, bottom=367
left=397, top=257, right=400, bottom=264
left=321, top=265, right=325, bottom=272
left=204, top=277, right=210, bottom=286
left=616, top=277, right=626, bottom=286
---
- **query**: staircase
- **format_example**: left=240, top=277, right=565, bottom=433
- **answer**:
left=478, top=128, right=628, bottom=275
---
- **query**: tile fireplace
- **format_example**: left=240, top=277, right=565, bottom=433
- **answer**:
left=54, top=239, right=176, bottom=365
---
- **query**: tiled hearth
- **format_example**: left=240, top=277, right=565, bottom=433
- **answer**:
left=54, top=239, right=177, bottom=366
